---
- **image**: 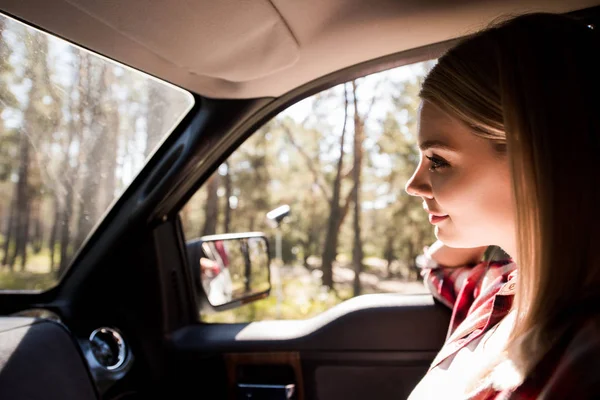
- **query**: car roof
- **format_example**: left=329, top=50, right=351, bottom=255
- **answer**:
left=3, top=0, right=600, bottom=99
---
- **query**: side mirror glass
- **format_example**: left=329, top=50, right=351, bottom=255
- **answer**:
left=186, top=232, right=271, bottom=310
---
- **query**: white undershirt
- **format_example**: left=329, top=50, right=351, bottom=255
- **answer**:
left=408, top=311, right=517, bottom=400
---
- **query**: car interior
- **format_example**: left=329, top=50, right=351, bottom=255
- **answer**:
left=1, top=0, right=600, bottom=399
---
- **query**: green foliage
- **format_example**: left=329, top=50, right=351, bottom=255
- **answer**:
left=0, top=271, right=57, bottom=291
left=203, top=267, right=350, bottom=323
left=203, top=261, right=427, bottom=323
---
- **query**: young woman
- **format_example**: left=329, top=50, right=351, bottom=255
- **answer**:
left=405, top=12, right=600, bottom=399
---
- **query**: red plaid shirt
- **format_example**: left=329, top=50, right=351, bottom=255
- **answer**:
left=419, top=256, right=600, bottom=399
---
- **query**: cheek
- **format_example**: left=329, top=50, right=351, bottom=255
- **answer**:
left=433, top=166, right=513, bottom=226
left=430, top=170, right=480, bottom=214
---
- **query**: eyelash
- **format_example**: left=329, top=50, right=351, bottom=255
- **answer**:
left=425, top=155, right=449, bottom=172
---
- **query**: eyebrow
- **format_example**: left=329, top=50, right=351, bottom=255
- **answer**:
left=418, top=140, right=457, bottom=152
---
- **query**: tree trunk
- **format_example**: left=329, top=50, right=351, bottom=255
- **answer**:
left=57, top=187, right=73, bottom=276
left=202, top=174, right=219, bottom=236
left=385, top=236, right=394, bottom=278
left=48, top=196, right=60, bottom=272
left=320, top=84, right=350, bottom=288
left=321, top=201, right=342, bottom=287
left=101, top=108, right=119, bottom=212
left=9, top=126, right=31, bottom=270
left=351, top=81, right=364, bottom=297
left=406, top=240, right=416, bottom=281
left=74, top=155, right=100, bottom=250
left=58, top=148, right=77, bottom=276
left=222, top=162, right=232, bottom=233
left=57, top=55, right=87, bottom=276
left=2, top=189, right=16, bottom=269
left=74, top=66, right=109, bottom=249
left=31, top=201, right=43, bottom=254
left=10, top=31, right=56, bottom=270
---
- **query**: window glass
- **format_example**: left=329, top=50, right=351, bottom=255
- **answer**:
left=0, top=14, right=194, bottom=290
left=180, top=59, right=436, bottom=322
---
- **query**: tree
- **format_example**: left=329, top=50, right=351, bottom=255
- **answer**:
left=56, top=54, right=87, bottom=276
left=222, top=162, right=232, bottom=233
left=74, top=64, right=110, bottom=250
left=350, top=80, right=365, bottom=296
left=202, top=174, right=220, bottom=236
left=6, top=30, right=52, bottom=270
left=96, top=68, right=119, bottom=223
left=279, top=87, right=355, bottom=288
left=318, top=86, right=352, bottom=288
left=0, top=18, right=19, bottom=185
left=368, top=63, right=436, bottom=280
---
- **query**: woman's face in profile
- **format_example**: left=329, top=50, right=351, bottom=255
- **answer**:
left=405, top=101, right=515, bottom=253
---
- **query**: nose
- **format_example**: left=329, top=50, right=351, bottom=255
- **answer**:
left=405, top=163, right=433, bottom=199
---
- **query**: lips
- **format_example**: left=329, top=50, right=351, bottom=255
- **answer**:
left=428, top=214, right=449, bottom=224
left=423, top=203, right=448, bottom=224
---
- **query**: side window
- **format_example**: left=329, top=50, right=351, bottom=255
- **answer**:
left=0, top=14, right=193, bottom=290
left=180, top=60, right=436, bottom=322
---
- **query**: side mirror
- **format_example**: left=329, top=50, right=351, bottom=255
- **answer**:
left=186, top=232, right=271, bottom=311
left=266, top=204, right=290, bottom=228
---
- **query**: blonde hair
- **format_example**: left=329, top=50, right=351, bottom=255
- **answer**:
left=420, top=12, right=600, bottom=386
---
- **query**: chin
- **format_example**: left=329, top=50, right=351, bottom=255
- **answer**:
left=435, top=227, right=485, bottom=249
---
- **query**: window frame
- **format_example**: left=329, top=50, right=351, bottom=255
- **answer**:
left=174, top=43, right=457, bottom=323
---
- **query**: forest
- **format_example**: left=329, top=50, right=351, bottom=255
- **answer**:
left=0, top=15, right=192, bottom=290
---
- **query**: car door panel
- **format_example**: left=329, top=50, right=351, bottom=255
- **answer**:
left=172, top=294, right=449, bottom=351
left=168, top=294, right=450, bottom=399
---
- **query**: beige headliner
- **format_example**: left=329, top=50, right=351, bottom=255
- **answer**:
left=2, top=0, right=599, bottom=99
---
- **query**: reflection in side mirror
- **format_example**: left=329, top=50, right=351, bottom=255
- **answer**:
left=186, top=232, right=271, bottom=309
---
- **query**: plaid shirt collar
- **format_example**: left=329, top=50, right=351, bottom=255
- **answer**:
left=425, top=260, right=517, bottom=370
